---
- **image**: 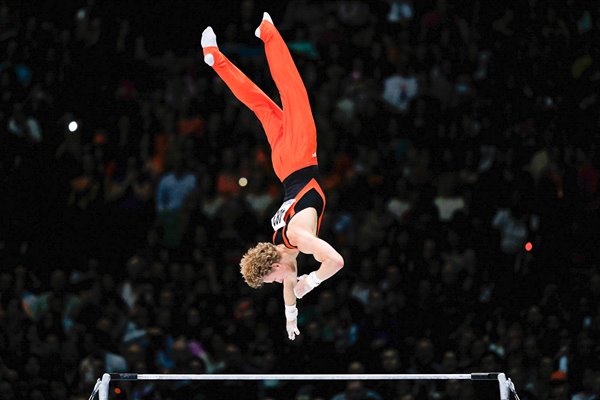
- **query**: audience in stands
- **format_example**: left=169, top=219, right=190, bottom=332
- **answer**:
left=1, top=1, right=600, bottom=399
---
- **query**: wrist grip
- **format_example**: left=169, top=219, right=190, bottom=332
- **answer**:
left=285, top=304, right=298, bottom=321
left=307, top=271, right=322, bottom=288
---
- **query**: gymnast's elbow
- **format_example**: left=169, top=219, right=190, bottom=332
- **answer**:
left=329, top=251, right=344, bottom=272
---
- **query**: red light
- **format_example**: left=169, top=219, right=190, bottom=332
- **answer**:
left=114, top=388, right=121, bottom=394
left=525, top=242, right=533, bottom=252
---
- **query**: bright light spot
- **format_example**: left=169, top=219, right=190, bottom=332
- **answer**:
left=114, top=388, right=122, bottom=394
left=238, top=177, right=248, bottom=187
left=68, top=121, right=78, bottom=132
left=525, top=242, right=533, bottom=252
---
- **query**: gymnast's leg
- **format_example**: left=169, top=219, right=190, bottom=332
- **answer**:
left=202, top=27, right=283, bottom=155
left=254, top=14, right=318, bottom=179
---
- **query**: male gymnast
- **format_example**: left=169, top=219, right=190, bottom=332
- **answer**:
left=201, top=13, right=344, bottom=340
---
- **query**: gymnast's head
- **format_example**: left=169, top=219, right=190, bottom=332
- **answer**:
left=240, top=242, right=296, bottom=287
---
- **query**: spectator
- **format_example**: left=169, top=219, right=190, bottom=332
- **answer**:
left=156, top=157, right=197, bottom=247
left=433, top=173, right=465, bottom=222
left=7, top=103, right=42, bottom=143
left=330, top=362, right=382, bottom=400
left=492, top=207, right=527, bottom=255
left=382, top=65, right=419, bottom=113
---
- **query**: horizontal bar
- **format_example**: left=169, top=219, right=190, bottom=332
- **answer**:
left=109, top=373, right=501, bottom=381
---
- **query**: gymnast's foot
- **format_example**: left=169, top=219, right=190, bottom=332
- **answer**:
left=255, top=12, right=273, bottom=39
left=201, top=26, right=218, bottom=66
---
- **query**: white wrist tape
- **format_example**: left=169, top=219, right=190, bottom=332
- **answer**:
left=307, top=271, right=322, bottom=288
left=285, top=304, right=298, bottom=321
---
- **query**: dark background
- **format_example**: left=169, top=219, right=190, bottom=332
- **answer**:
left=1, top=0, right=600, bottom=399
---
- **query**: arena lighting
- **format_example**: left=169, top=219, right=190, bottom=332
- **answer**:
left=525, top=242, right=533, bottom=252
left=239, top=177, right=248, bottom=187
left=89, top=372, right=521, bottom=400
left=68, top=121, right=78, bottom=132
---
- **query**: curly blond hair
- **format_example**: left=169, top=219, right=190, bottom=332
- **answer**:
left=240, top=242, right=281, bottom=288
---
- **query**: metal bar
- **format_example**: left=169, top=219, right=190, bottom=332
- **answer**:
left=109, top=373, right=487, bottom=381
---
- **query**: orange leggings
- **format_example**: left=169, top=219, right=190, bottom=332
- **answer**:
left=203, top=20, right=317, bottom=182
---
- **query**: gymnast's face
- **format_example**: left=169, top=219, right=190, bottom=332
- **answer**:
left=263, top=262, right=295, bottom=284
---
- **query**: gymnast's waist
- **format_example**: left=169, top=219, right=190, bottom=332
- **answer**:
left=282, top=165, right=322, bottom=201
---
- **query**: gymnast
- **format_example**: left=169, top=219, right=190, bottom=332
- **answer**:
left=201, top=12, right=344, bottom=340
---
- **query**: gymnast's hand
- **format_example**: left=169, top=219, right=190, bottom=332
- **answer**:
left=293, top=272, right=321, bottom=299
left=293, top=275, right=311, bottom=299
left=284, top=304, right=300, bottom=340
left=286, top=319, right=300, bottom=340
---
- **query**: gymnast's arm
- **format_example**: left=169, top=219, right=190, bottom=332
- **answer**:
left=293, top=232, right=344, bottom=278
left=283, top=275, right=297, bottom=306
left=283, top=276, right=300, bottom=340
left=288, top=227, right=344, bottom=299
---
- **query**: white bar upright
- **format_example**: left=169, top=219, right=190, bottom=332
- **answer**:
left=99, top=373, right=111, bottom=400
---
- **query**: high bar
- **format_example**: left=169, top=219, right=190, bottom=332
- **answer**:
left=95, top=373, right=512, bottom=400
left=108, top=372, right=501, bottom=381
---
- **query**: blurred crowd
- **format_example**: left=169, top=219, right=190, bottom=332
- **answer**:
left=2, top=0, right=600, bottom=399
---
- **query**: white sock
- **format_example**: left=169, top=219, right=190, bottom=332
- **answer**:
left=255, top=12, right=273, bottom=39
left=201, top=26, right=217, bottom=66
left=201, top=26, right=218, bottom=48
